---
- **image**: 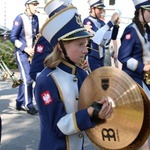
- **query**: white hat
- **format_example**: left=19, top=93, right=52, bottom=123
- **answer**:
left=133, top=0, right=150, bottom=9
left=88, top=0, right=105, bottom=8
left=25, top=0, right=39, bottom=6
left=41, top=6, right=92, bottom=46
left=44, top=0, right=72, bottom=18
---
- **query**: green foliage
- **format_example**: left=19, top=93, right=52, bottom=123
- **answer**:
left=0, top=37, right=17, bottom=69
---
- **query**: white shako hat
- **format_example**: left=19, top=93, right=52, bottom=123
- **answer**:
left=25, top=0, right=39, bottom=5
left=44, top=0, right=72, bottom=18
left=88, top=0, right=105, bottom=8
left=133, top=0, right=150, bottom=10
left=41, top=6, right=92, bottom=47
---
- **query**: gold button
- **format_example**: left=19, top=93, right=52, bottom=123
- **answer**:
left=78, top=133, right=83, bottom=138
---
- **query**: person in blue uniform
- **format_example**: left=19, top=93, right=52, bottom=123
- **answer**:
left=9, top=0, right=39, bottom=115
left=98, top=8, right=120, bottom=67
left=110, top=23, right=120, bottom=68
left=118, top=0, right=150, bottom=149
left=83, top=0, right=119, bottom=71
left=30, top=0, right=90, bottom=81
left=34, top=5, right=113, bottom=150
left=29, top=35, right=53, bottom=81
left=30, top=0, right=70, bottom=81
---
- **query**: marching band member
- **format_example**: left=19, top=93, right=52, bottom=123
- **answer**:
left=118, top=0, right=150, bottom=149
left=9, top=0, right=39, bottom=115
left=30, top=0, right=69, bottom=81
left=30, top=0, right=90, bottom=81
left=34, top=5, right=113, bottom=150
left=118, top=0, right=150, bottom=100
left=83, top=0, right=119, bottom=71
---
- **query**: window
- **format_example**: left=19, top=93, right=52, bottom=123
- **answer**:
left=109, top=0, right=115, bottom=5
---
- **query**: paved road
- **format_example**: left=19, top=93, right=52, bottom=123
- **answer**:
left=0, top=73, right=40, bottom=150
left=0, top=71, right=99, bottom=150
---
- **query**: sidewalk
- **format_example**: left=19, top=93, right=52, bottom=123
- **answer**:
left=0, top=72, right=40, bottom=150
left=0, top=70, right=99, bottom=150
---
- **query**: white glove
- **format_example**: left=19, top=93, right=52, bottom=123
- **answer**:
left=24, top=47, right=34, bottom=56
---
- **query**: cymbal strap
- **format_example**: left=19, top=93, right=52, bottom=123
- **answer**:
left=91, top=102, right=104, bottom=123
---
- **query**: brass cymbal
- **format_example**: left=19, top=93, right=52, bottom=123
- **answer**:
left=100, top=84, right=150, bottom=150
left=78, top=66, right=144, bottom=150
left=124, top=84, right=150, bottom=150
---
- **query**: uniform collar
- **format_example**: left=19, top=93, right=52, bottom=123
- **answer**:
left=24, top=11, right=34, bottom=19
left=58, top=59, right=76, bottom=75
left=89, top=15, right=97, bottom=20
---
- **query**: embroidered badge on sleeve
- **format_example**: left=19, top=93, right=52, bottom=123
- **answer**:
left=86, top=21, right=91, bottom=25
left=36, top=44, right=44, bottom=53
left=14, top=21, right=19, bottom=26
left=41, top=90, right=53, bottom=105
left=125, top=34, right=131, bottom=40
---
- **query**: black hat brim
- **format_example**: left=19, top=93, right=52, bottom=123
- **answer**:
left=62, top=30, right=93, bottom=41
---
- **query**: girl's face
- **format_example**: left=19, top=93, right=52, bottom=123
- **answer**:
left=62, top=38, right=88, bottom=65
left=27, top=3, right=38, bottom=15
left=143, top=9, right=150, bottom=23
left=93, top=7, right=104, bottom=18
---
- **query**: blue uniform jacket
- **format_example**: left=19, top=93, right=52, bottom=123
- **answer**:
left=83, top=16, right=113, bottom=70
left=118, top=23, right=150, bottom=88
left=30, top=36, right=53, bottom=81
left=9, top=13, right=39, bottom=54
left=34, top=60, right=95, bottom=150
left=83, top=16, right=106, bottom=59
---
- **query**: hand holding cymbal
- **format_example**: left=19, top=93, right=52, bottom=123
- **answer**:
left=79, top=66, right=146, bottom=150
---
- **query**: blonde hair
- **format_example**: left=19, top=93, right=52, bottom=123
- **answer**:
left=44, top=45, right=61, bottom=68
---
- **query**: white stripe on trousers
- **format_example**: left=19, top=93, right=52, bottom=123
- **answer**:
left=16, top=51, right=29, bottom=109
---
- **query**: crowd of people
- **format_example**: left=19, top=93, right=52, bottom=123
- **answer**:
left=0, top=0, right=149, bottom=149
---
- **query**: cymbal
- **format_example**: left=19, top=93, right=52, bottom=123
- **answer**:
left=78, top=66, right=144, bottom=149
left=124, top=84, right=150, bottom=150
left=99, top=84, right=150, bottom=150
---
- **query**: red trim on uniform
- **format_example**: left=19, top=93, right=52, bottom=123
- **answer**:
left=41, top=90, right=53, bottom=105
